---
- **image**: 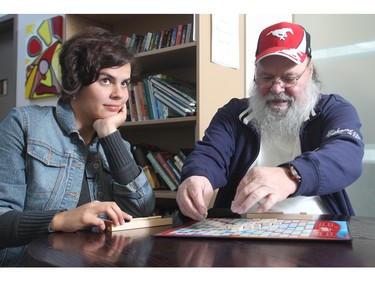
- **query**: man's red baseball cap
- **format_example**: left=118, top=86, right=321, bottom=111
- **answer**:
left=255, top=22, right=312, bottom=65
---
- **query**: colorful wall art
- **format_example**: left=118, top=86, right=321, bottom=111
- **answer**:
left=25, top=15, right=63, bottom=99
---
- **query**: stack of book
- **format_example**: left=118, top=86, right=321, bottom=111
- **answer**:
left=123, top=23, right=194, bottom=54
left=127, top=75, right=196, bottom=121
left=148, top=76, right=196, bottom=117
left=131, top=145, right=193, bottom=192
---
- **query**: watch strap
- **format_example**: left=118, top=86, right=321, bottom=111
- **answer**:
left=285, top=164, right=301, bottom=184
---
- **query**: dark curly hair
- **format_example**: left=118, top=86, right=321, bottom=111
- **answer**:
left=59, top=26, right=140, bottom=100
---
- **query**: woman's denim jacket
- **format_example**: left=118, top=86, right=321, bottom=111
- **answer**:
left=0, top=100, right=155, bottom=265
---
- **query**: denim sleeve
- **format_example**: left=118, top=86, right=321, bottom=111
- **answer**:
left=0, top=108, right=28, bottom=214
left=112, top=171, right=156, bottom=217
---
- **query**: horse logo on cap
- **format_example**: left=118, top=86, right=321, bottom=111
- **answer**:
left=267, top=27, right=293, bottom=41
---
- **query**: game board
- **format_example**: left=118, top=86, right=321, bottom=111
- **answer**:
left=154, top=217, right=351, bottom=241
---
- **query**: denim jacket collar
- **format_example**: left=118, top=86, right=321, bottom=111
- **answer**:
left=56, top=99, right=79, bottom=136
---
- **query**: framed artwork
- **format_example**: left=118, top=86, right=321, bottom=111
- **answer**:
left=25, top=15, right=63, bottom=99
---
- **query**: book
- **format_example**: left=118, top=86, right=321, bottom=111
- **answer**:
left=132, top=83, right=143, bottom=121
left=132, top=145, right=150, bottom=166
left=132, top=145, right=160, bottom=189
left=170, top=26, right=178, bottom=46
left=142, top=78, right=155, bottom=120
left=167, top=159, right=181, bottom=180
left=153, top=88, right=194, bottom=117
left=181, top=24, right=187, bottom=45
left=152, top=31, right=161, bottom=50
left=185, top=23, right=193, bottom=43
left=178, top=148, right=193, bottom=162
left=148, top=76, right=196, bottom=107
left=143, top=165, right=160, bottom=189
left=158, top=102, right=170, bottom=119
left=158, top=29, right=166, bottom=49
left=146, top=152, right=177, bottom=191
left=146, top=74, right=168, bottom=119
left=153, top=85, right=196, bottom=114
left=154, top=151, right=180, bottom=186
left=166, top=28, right=173, bottom=47
left=125, top=100, right=131, bottom=122
left=135, top=34, right=145, bottom=54
left=173, top=154, right=184, bottom=172
left=156, top=96, right=167, bottom=119
left=136, top=145, right=167, bottom=190
left=143, top=32, right=153, bottom=52
left=137, top=81, right=149, bottom=120
left=123, top=35, right=132, bottom=48
left=175, top=24, right=183, bottom=45
left=143, top=78, right=157, bottom=119
left=128, top=34, right=137, bottom=52
left=148, top=32, right=156, bottom=52
left=148, top=76, right=196, bottom=117
left=128, top=84, right=137, bottom=122
left=139, top=34, right=147, bottom=53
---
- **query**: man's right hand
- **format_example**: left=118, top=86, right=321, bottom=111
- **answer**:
left=176, top=176, right=214, bottom=221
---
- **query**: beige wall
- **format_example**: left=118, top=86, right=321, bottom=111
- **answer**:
left=295, top=15, right=375, bottom=217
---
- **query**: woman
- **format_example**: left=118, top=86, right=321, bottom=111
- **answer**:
left=0, top=27, right=155, bottom=266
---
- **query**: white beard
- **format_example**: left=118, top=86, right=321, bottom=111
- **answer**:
left=248, top=79, right=321, bottom=142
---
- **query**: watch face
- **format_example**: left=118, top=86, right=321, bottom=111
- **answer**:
left=291, top=167, right=298, bottom=176
left=288, top=165, right=301, bottom=183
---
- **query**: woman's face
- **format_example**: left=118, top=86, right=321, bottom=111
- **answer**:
left=71, top=63, right=131, bottom=128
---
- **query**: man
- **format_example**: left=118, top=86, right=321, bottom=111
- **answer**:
left=176, top=22, right=364, bottom=221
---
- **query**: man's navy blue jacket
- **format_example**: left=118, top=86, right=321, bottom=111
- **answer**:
left=181, top=94, right=364, bottom=215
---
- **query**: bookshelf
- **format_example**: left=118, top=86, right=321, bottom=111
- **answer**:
left=64, top=14, right=245, bottom=209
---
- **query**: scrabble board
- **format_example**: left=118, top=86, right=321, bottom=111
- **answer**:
left=155, top=217, right=351, bottom=241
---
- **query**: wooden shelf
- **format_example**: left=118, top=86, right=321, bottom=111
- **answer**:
left=120, top=116, right=196, bottom=152
left=135, top=42, right=196, bottom=75
left=122, top=116, right=196, bottom=129
left=154, top=190, right=177, bottom=199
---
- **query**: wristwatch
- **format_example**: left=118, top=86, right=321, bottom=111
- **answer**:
left=285, top=164, right=301, bottom=184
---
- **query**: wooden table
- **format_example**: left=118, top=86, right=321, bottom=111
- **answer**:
left=26, top=213, right=375, bottom=267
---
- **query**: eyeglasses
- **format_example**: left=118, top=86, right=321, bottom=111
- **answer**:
left=254, top=62, right=310, bottom=89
